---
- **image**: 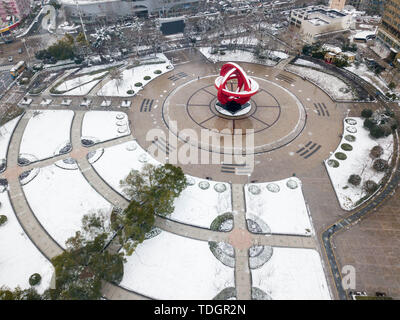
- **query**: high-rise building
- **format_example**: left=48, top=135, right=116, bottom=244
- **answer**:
left=329, top=0, right=346, bottom=11
left=0, top=0, right=31, bottom=23
left=377, top=0, right=400, bottom=51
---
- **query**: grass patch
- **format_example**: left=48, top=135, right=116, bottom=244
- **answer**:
left=341, top=143, right=353, bottom=151
left=335, top=152, right=347, bottom=160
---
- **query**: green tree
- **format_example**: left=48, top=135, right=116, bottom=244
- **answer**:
left=116, top=164, right=188, bottom=255
left=44, top=211, right=124, bottom=300
left=76, top=32, right=89, bottom=47
left=120, top=164, right=187, bottom=216
left=0, top=286, right=42, bottom=300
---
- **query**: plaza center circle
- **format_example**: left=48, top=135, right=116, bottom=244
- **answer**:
left=162, top=75, right=306, bottom=154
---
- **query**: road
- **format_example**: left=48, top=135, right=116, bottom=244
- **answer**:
left=0, top=71, right=13, bottom=95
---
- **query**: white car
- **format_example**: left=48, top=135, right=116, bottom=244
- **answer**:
left=8, top=56, right=13, bottom=62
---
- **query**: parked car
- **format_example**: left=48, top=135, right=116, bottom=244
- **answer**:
left=18, top=48, right=23, bottom=54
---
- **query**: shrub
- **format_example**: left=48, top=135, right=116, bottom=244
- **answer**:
left=373, top=159, right=388, bottom=172
left=0, top=215, right=7, bottom=226
left=389, top=82, right=396, bottom=90
left=361, top=109, right=373, bottom=118
left=327, top=159, right=339, bottom=168
left=335, top=152, right=347, bottom=160
left=29, top=273, right=41, bottom=286
left=364, top=180, right=378, bottom=194
left=363, top=118, right=375, bottom=129
left=344, top=135, right=356, bottom=142
left=348, top=174, right=361, bottom=186
left=384, top=110, right=395, bottom=118
left=134, top=82, right=142, bottom=87
left=154, top=70, right=162, bottom=74
left=370, top=125, right=385, bottom=138
left=126, top=89, right=134, bottom=94
left=381, top=123, right=392, bottom=137
left=370, top=145, right=383, bottom=158
left=144, top=76, right=151, bottom=80
left=341, top=143, right=353, bottom=151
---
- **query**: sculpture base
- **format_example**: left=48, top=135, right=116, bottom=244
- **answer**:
left=215, top=101, right=252, bottom=117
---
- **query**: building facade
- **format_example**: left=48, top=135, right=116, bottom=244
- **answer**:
left=61, top=0, right=202, bottom=23
left=329, top=0, right=346, bottom=11
left=377, top=0, right=400, bottom=51
left=290, top=5, right=351, bottom=43
left=0, top=0, right=31, bottom=23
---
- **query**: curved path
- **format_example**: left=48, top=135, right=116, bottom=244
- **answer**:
left=0, top=107, right=318, bottom=300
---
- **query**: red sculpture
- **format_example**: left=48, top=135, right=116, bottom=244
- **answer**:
left=214, top=62, right=259, bottom=113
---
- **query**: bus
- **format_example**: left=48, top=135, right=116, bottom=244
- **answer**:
left=10, top=60, right=26, bottom=79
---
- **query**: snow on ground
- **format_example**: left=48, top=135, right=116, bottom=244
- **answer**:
left=325, top=117, right=394, bottom=211
left=82, top=111, right=131, bottom=143
left=245, top=177, right=313, bottom=236
left=169, top=176, right=232, bottom=229
left=75, top=62, right=122, bottom=75
left=23, top=165, right=112, bottom=247
left=199, top=47, right=277, bottom=66
left=54, top=71, right=107, bottom=95
left=120, top=231, right=234, bottom=299
left=92, top=140, right=160, bottom=196
left=0, top=191, right=54, bottom=293
left=93, top=141, right=231, bottom=228
left=97, top=53, right=173, bottom=97
left=62, top=80, right=102, bottom=96
left=0, top=115, right=22, bottom=160
left=286, top=65, right=356, bottom=100
left=345, top=63, right=389, bottom=94
left=293, top=59, right=324, bottom=70
left=20, top=110, right=74, bottom=161
left=252, top=247, right=331, bottom=300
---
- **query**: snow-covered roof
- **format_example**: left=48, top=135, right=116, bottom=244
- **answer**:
left=354, top=29, right=376, bottom=39
left=342, top=52, right=356, bottom=57
left=323, top=44, right=342, bottom=54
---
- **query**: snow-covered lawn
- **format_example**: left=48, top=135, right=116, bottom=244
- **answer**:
left=169, top=176, right=232, bottom=229
left=23, top=165, right=112, bottom=247
left=293, top=59, right=324, bottom=70
left=286, top=65, right=356, bottom=100
left=75, top=62, right=123, bottom=75
left=120, top=231, right=234, bottom=299
left=245, top=177, right=313, bottom=236
left=53, top=71, right=107, bottom=95
left=0, top=191, right=54, bottom=293
left=82, top=111, right=131, bottom=143
left=251, top=247, right=331, bottom=300
left=20, top=110, right=74, bottom=161
left=0, top=115, right=22, bottom=160
left=92, top=140, right=160, bottom=196
left=345, top=63, right=389, bottom=94
left=93, top=141, right=231, bottom=228
left=199, top=47, right=277, bottom=66
left=325, top=117, right=394, bottom=211
left=97, top=53, right=173, bottom=97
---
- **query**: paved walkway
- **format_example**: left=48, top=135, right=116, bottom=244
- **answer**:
left=0, top=107, right=320, bottom=300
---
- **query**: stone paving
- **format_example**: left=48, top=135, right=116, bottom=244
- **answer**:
left=0, top=106, right=321, bottom=300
